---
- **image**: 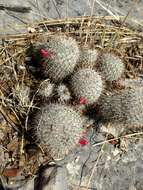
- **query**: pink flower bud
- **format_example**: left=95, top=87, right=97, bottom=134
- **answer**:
left=40, top=49, right=51, bottom=58
left=79, top=97, right=86, bottom=104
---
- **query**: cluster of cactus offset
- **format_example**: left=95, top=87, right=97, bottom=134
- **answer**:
left=28, top=34, right=143, bottom=160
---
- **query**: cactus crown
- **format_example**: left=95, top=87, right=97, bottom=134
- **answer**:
left=71, top=68, right=103, bottom=104
left=98, top=52, right=124, bottom=81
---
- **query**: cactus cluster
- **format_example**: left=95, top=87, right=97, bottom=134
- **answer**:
left=98, top=53, right=125, bottom=81
left=34, top=35, right=79, bottom=82
left=33, top=103, right=84, bottom=159
left=71, top=68, right=103, bottom=104
left=28, top=34, right=143, bottom=161
left=100, top=88, right=143, bottom=127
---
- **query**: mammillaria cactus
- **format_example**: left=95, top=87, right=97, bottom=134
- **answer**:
left=121, top=88, right=143, bottom=127
left=33, top=35, right=79, bottom=82
left=33, top=103, right=84, bottom=159
left=56, top=84, right=71, bottom=103
left=119, top=78, right=143, bottom=88
left=100, top=88, right=143, bottom=127
left=98, top=52, right=124, bottom=81
left=99, top=92, right=122, bottom=122
left=37, top=79, right=54, bottom=99
left=71, top=68, right=103, bottom=104
left=79, top=48, right=99, bottom=67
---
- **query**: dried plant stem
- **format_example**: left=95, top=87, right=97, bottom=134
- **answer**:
left=93, top=132, right=143, bottom=147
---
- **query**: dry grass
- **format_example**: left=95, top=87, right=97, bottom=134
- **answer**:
left=0, top=15, right=143, bottom=188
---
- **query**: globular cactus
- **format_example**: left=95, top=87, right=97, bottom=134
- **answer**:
left=33, top=103, right=84, bottom=160
left=33, top=35, right=79, bottom=82
left=71, top=68, right=103, bottom=104
left=56, top=84, right=71, bottom=103
left=100, top=88, right=143, bottom=127
left=37, top=79, right=54, bottom=99
left=119, top=78, right=143, bottom=88
left=99, top=92, right=122, bottom=122
left=79, top=48, right=99, bottom=67
left=121, top=88, right=143, bottom=127
left=98, top=52, right=124, bottom=81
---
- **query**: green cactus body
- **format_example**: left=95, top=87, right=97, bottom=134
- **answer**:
left=71, top=68, right=103, bottom=104
left=34, top=103, right=83, bottom=159
left=38, top=36, right=79, bottom=82
left=98, top=53, right=124, bottom=81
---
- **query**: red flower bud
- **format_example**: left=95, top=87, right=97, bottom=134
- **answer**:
left=79, top=97, right=86, bottom=104
left=40, top=49, right=51, bottom=58
left=78, top=138, right=88, bottom=146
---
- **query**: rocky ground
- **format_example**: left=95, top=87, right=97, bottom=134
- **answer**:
left=0, top=0, right=143, bottom=35
left=0, top=1, right=143, bottom=190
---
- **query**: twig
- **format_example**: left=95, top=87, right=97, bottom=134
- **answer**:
left=51, top=0, right=61, bottom=18
left=79, top=150, right=92, bottom=186
left=0, top=4, right=31, bottom=13
left=92, top=132, right=143, bottom=147
left=86, top=136, right=108, bottom=189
